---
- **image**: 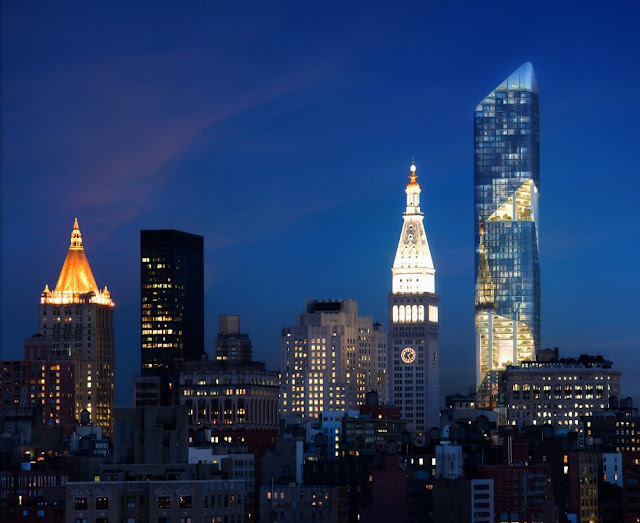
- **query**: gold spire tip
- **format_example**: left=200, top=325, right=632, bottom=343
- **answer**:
left=408, top=160, right=418, bottom=184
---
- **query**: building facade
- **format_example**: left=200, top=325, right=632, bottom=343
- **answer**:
left=140, top=229, right=204, bottom=378
left=280, top=300, right=386, bottom=420
left=258, top=485, right=348, bottom=523
left=568, top=450, right=600, bottom=523
left=0, top=335, right=75, bottom=436
left=481, top=463, right=554, bottom=523
left=178, top=360, right=280, bottom=453
left=112, top=405, right=189, bottom=464
left=504, top=356, right=621, bottom=430
left=388, top=161, right=440, bottom=440
left=65, top=479, right=246, bottom=523
left=39, top=219, right=115, bottom=435
left=215, top=315, right=252, bottom=363
left=587, top=400, right=640, bottom=452
left=474, top=62, right=541, bottom=386
left=432, top=478, right=495, bottom=523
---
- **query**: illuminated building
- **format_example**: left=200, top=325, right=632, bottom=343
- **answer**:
left=474, top=62, right=540, bottom=387
left=140, top=230, right=204, bottom=378
left=178, top=359, right=280, bottom=453
left=280, top=299, right=387, bottom=419
left=215, top=315, right=252, bottom=362
left=342, top=405, right=409, bottom=456
left=568, top=450, right=600, bottom=523
left=504, top=355, right=621, bottom=430
left=39, top=219, right=115, bottom=435
left=388, top=161, right=440, bottom=441
left=0, top=335, right=76, bottom=435
left=587, top=398, right=640, bottom=452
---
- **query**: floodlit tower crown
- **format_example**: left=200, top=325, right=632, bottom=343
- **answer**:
left=392, top=160, right=435, bottom=295
left=39, top=219, right=115, bottom=436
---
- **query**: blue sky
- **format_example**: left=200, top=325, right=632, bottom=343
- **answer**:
left=2, top=1, right=639, bottom=406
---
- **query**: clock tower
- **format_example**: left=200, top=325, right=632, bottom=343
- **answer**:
left=388, top=161, right=440, bottom=443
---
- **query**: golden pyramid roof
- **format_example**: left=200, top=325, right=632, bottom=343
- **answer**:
left=53, top=218, right=100, bottom=294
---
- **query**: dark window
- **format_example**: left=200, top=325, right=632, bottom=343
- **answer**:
left=179, top=496, right=192, bottom=509
left=127, top=497, right=136, bottom=509
left=158, top=497, right=171, bottom=509
left=96, top=497, right=109, bottom=510
left=74, top=498, right=87, bottom=510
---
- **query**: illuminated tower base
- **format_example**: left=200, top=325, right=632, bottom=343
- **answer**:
left=388, top=161, right=440, bottom=443
left=39, top=219, right=115, bottom=435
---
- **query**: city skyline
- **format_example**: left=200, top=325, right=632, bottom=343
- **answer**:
left=2, top=3, right=639, bottom=407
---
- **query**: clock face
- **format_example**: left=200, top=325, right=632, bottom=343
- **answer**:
left=401, top=347, right=416, bottom=364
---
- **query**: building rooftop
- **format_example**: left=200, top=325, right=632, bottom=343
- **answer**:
left=54, top=218, right=99, bottom=294
left=508, top=354, right=616, bottom=371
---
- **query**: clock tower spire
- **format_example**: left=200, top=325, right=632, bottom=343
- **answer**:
left=388, top=160, right=440, bottom=443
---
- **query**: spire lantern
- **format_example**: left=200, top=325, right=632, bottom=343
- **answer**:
left=70, top=217, right=83, bottom=250
left=405, top=160, right=422, bottom=214
left=408, top=160, right=418, bottom=185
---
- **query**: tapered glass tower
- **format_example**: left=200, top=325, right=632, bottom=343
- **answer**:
left=474, top=63, right=540, bottom=387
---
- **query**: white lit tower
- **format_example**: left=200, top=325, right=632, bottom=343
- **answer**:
left=388, top=161, right=440, bottom=441
left=39, top=219, right=115, bottom=435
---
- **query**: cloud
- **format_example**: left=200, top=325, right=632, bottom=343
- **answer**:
left=5, top=38, right=370, bottom=235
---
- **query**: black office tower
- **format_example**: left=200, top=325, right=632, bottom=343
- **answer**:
left=140, top=230, right=205, bottom=379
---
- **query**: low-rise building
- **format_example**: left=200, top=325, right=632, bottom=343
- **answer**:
left=65, top=479, right=245, bottom=523
left=258, top=484, right=348, bottom=523
left=0, top=335, right=75, bottom=436
left=342, top=405, right=409, bottom=456
left=178, top=360, right=279, bottom=456
left=568, top=450, right=599, bottom=523
left=113, top=405, right=188, bottom=464
left=504, top=355, right=621, bottom=430
left=480, top=463, right=555, bottom=523
left=433, top=478, right=494, bottom=523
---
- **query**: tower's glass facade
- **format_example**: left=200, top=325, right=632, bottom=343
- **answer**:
left=474, top=63, right=540, bottom=386
left=140, top=230, right=205, bottom=378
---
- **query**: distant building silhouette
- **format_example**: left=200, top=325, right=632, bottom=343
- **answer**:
left=215, top=315, right=252, bottom=362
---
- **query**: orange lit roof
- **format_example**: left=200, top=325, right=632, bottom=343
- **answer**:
left=53, top=218, right=99, bottom=294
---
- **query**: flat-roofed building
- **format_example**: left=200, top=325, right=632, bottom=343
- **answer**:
left=504, top=355, right=621, bottom=430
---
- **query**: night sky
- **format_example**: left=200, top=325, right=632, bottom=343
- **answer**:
left=2, top=2, right=639, bottom=407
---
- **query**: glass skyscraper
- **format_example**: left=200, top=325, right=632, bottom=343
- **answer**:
left=474, top=62, right=540, bottom=387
